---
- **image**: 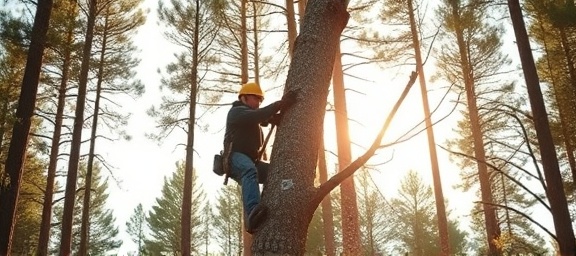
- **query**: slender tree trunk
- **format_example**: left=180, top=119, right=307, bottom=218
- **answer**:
left=60, top=0, right=97, bottom=253
left=507, top=1, right=576, bottom=254
left=252, top=0, right=349, bottom=254
left=181, top=1, right=200, bottom=255
left=333, top=43, right=362, bottom=255
left=407, top=0, right=450, bottom=254
left=37, top=6, right=75, bottom=252
left=0, top=101, right=6, bottom=154
left=297, top=0, right=307, bottom=27
left=448, top=1, right=501, bottom=254
left=286, top=0, right=297, bottom=58
left=79, top=10, right=110, bottom=255
left=241, top=0, right=248, bottom=83
left=252, top=2, right=260, bottom=85
left=317, top=136, right=335, bottom=256
left=0, top=0, right=53, bottom=254
left=501, top=173, right=513, bottom=238
left=239, top=1, right=254, bottom=254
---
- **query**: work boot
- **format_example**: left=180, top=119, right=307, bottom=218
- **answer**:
left=246, top=204, right=268, bottom=234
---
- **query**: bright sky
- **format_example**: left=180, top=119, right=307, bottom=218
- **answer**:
left=95, top=0, right=557, bottom=254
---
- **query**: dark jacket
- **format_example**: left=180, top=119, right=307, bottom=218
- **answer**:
left=224, top=100, right=281, bottom=161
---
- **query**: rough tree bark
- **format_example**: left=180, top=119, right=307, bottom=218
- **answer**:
left=0, top=0, right=53, bottom=254
left=507, top=0, right=576, bottom=254
left=251, top=0, right=349, bottom=254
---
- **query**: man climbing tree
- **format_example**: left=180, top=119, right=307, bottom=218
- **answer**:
left=223, top=82, right=297, bottom=234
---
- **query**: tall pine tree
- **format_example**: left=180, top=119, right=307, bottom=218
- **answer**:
left=144, top=162, right=207, bottom=255
left=50, top=163, right=122, bottom=255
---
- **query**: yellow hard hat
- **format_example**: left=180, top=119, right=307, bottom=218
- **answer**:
left=238, top=82, right=264, bottom=99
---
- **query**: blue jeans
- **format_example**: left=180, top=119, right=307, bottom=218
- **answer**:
left=230, top=152, right=260, bottom=218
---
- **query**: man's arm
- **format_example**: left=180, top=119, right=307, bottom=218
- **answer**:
left=228, top=102, right=282, bottom=125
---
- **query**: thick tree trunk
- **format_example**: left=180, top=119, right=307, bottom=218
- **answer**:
left=406, top=0, right=450, bottom=254
left=181, top=1, right=200, bottom=255
left=448, top=2, right=501, bottom=254
left=508, top=1, right=576, bottom=254
left=333, top=44, right=362, bottom=255
left=0, top=0, right=53, bottom=254
left=59, top=0, right=97, bottom=254
left=251, top=0, right=348, bottom=254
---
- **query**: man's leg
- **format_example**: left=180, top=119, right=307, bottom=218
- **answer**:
left=230, top=152, right=260, bottom=216
left=230, top=152, right=267, bottom=233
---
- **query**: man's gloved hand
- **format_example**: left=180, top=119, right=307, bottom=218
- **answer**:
left=279, top=89, right=299, bottom=111
left=268, top=113, right=282, bottom=126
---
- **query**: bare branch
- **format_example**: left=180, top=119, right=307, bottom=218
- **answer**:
left=313, top=71, right=418, bottom=205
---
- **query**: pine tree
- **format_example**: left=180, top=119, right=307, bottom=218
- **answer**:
left=126, top=203, right=147, bottom=255
left=527, top=0, right=576, bottom=190
left=36, top=0, right=82, bottom=252
left=435, top=0, right=516, bottom=253
left=0, top=0, right=54, bottom=252
left=388, top=170, right=467, bottom=255
left=213, top=184, right=243, bottom=255
left=50, top=163, right=122, bottom=255
left=11, top=154, right=46, bottom=255
left=79, top=0, right=146, bottom=253
left=144, top=162, right=207, bottom=255
left=59, top=0, right=98, bottom=252
left=356, top=168, right=393, bottom=255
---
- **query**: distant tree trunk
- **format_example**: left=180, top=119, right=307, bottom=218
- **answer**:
left=507, top=0, right=576, bottom=254
left=79, top=9, right=110, bottom=255
left=297, top=0, right=307, bottom=26
left=252, top=2, right=260, bottom=85
left=239, top=1, right=254, bottom=254
left=333, top=43, right=362, bottom=255
left=448, top=1, right=501, bottom=254
left=317, top=136, right=335, bottom=256
left=0, top=102, right=6, bottom=154
left=251, top=0, right=349, bottom=254
left=241, top=0, right=248, bottom=83
left=181, top=1, right=200, bottom=255
left=0, top=0, right=53, bottom=254
left=59, top=0, right=97, bottom=253
left=37, top=3, right=75, bottom=251
left=406, top=0, right=450, bottom=254
left=286, top=0, right=297, bottom=58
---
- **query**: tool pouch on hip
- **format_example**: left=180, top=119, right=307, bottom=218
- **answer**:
left=256, top=161, right=269, bottom=184
left=213, top=153, right=224, bottom=176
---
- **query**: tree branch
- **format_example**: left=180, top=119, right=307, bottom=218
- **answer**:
left=312, top=71, right=418, bottom=206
